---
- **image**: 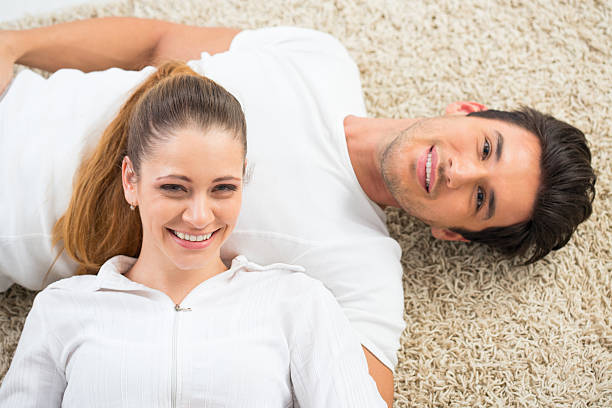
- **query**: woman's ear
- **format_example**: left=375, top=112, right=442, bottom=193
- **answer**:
left=431, top=226, right=470, bottom=242
left=445, top=101, right=487, bottom=116
left=121, top=156, right=138, bottom=207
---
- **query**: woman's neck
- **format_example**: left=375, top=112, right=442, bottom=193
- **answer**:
left=125, top=252, right=228, bottom=305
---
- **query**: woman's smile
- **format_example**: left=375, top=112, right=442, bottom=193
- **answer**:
left=167, top=227, right=220, bottom=250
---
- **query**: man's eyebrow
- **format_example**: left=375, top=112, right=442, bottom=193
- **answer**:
left=485, top=190, right=496, bottom=220
left=495, top=130, right=504, bottom=162
left=483, top=131, right=502, bottom=221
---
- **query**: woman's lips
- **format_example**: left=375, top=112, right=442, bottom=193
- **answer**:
left=168, top=228, right=218, bottom=250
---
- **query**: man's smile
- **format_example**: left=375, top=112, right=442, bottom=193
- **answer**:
left=417, top=145, right=438, bottom=194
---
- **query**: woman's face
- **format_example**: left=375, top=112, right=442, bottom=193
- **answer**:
left=122, top=126, right=245, bottom=273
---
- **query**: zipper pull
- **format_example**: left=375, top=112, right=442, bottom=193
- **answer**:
left=174, top=304, right=192, bottom=312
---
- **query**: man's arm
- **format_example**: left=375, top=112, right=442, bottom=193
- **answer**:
left=1, top=17, right=240, bottom=73
left=363, top=346, right=394, bottom=407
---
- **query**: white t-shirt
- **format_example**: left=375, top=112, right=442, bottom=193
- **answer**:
left=0, top=255, right=386, bottom=407
left=0, top=27, right=405, bottom=369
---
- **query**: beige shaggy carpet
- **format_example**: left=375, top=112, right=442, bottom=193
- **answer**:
left=1, top=0, right=610, bottom=406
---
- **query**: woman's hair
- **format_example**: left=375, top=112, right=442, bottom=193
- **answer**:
left=52, top=61, right=247, bottom=275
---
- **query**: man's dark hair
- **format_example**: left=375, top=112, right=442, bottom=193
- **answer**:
left=451, top=107, right=596, bottom=264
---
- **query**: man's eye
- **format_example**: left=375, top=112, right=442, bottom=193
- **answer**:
left=161, top=184, right=186, bottom=192
left=476, top=187, right=485, bottom=210
left=482, top=138, right=491, bottom=159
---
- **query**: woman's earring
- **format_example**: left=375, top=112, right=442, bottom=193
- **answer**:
left=130, top=204, right=136, bottom=211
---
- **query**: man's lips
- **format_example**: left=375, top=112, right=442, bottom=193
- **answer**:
left=417, top=146, right=438, bottom=193
left=429, top=146, right=438, bottom=193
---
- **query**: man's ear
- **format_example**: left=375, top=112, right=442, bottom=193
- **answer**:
left=121, top=156, right=138, bottom=207
left=445, top=101, right=487, bottom=116
left=431, top=226, right=470, bottom=242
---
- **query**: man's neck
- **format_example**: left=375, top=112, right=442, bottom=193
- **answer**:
left=343, top=115, right=418, bottom=208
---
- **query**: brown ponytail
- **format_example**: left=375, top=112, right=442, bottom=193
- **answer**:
left=52, top=61, right=246, bottom=275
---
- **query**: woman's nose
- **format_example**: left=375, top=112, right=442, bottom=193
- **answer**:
left=183, top=196, right=214, bottom=228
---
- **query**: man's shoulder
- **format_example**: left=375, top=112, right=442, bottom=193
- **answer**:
left=232, top=26, right=351, bottom=59
left=226, top=229, right=402, bottom=275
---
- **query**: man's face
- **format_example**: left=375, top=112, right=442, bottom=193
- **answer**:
left=380, top=114, right=541, bottom=240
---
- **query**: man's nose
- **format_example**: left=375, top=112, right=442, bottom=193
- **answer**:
left=183, top=195, right=215, bottom=228
left=446, top=158, right=487, bottom=189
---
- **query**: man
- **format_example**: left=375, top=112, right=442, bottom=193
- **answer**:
left=0, top=18, right=595, bottom=405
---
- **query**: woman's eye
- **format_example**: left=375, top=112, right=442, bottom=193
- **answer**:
left=214, top=184, right=238, bottom=192
left=482, top=138, right=491, bottom=159
left=476, top=187, right=485, bottom=210
left=161, top=184, right=186, bottom=192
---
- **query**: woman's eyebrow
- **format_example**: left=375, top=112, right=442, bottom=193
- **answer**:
left=156, top=174, right=191, bottom=182
left=213, top=176, right=241, bottom=182
left=156, top=175, right=240, bottom=182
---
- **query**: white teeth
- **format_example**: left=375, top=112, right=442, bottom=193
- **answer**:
left=172, top=230, right=214, bottom=242
left=425, top=151, right=432, bottom=190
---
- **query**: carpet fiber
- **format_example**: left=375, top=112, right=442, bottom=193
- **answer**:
left=1, top=0, right=610, bottom=406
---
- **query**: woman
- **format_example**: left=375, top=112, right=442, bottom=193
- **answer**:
left=0, top=62, right=385, bottom=407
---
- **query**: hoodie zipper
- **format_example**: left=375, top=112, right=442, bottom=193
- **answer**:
left=171, top=303, right=191, bottom=408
